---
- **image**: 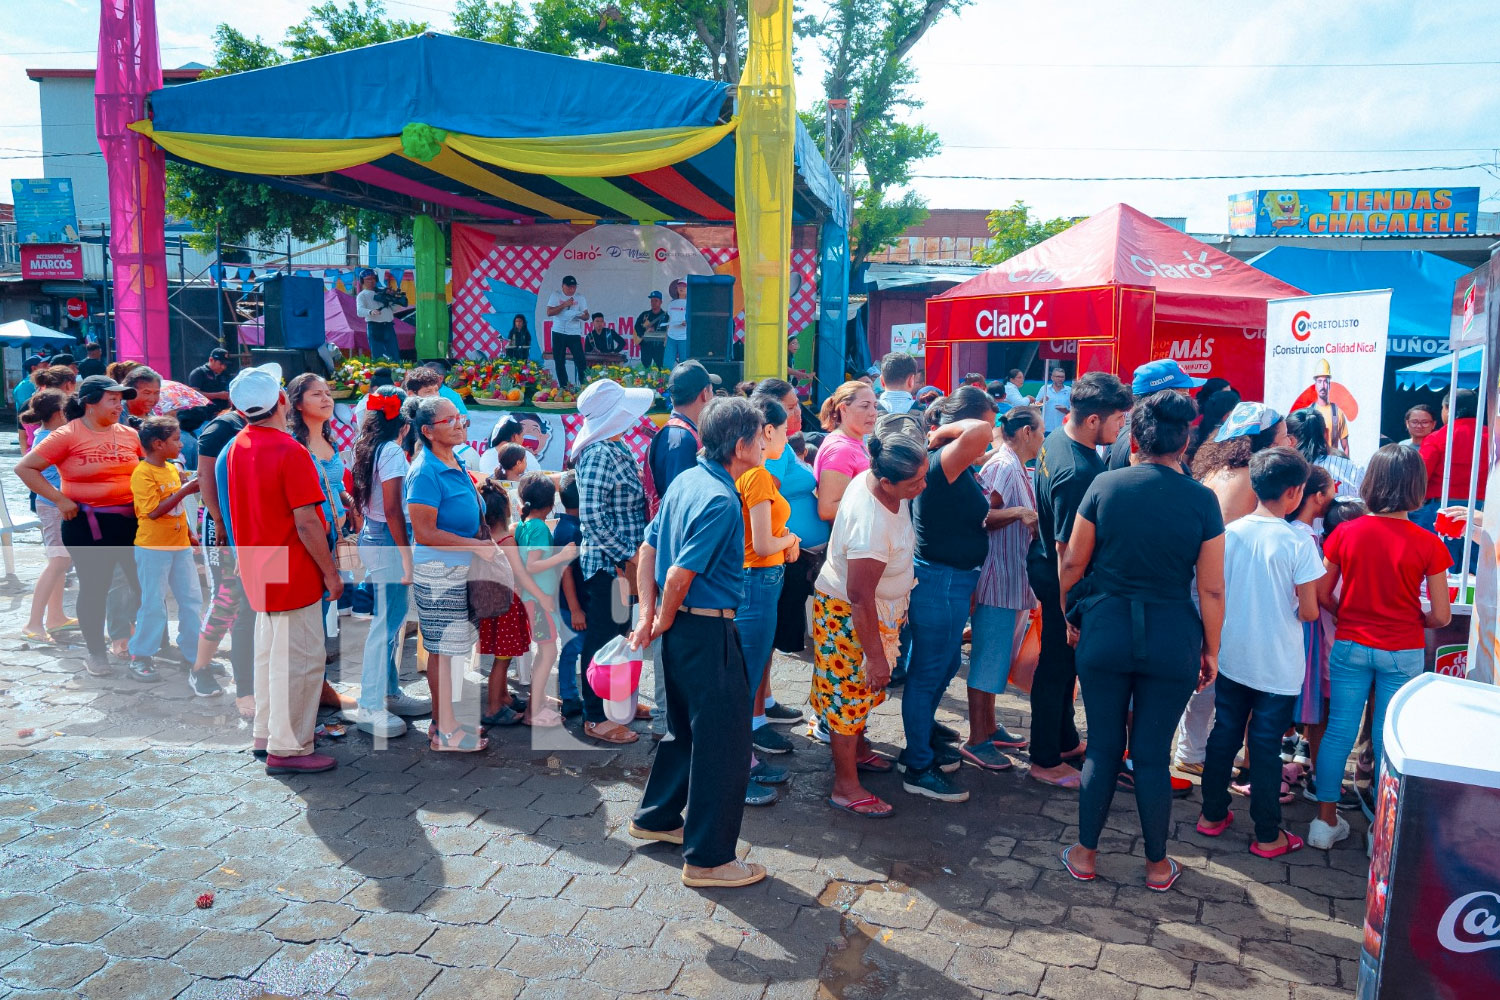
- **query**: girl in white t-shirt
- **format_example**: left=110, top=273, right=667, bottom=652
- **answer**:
left=810, top=432, right=927, bottom=819
left=664, top=278, right=689, bottom=368
left=348, top=387, right=428, bottom=737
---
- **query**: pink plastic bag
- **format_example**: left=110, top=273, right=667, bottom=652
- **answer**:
left=586, top=635, right=644, bottom=725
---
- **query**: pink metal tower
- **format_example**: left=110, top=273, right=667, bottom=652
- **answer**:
left=95, top=0, right=171, bottom=374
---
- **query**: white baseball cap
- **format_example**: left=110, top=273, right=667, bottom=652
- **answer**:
left=228, top=363, right=284, bottom=418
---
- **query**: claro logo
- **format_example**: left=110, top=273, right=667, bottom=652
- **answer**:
left=1439, top=891, right=1500, bottom=953
left=1130, top=250, right=1225, bottom=281
left=975, top=296, right=1046, bottom=338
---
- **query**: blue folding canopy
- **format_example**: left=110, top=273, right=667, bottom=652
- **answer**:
left=1249, top=247, right=1469, bottom=357
left=1395, top=345, right=1483, bottom=390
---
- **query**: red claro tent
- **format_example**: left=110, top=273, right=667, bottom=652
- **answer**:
left=926, top=203, right=1306, bottom=398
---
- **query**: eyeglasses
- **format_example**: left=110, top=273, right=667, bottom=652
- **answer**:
left=433, top=415, right=470, bottom=429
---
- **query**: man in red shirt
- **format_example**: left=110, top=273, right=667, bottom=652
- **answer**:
left=1419, top=388, right=1489, bottom=567
left=225, top=365, right=344, bottom=775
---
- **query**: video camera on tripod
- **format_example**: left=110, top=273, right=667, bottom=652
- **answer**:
left=373, top=285, right=408, bottom=310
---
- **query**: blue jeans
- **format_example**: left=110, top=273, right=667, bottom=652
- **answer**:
left=901, top=559, right=981, bottom=771
left=558, top=629, right=582, bottom=701
left=736, top=564, right=784, bottom=713
left=663, top=337, right=689, bottom=368
left=357, top=520, right=409, bottom=713
left=367, top=321, right=400, bottom=362
left=128, top=547, right=204, bottom=661
left=1313, top=639, right=1423, bottom=803
left=1201, top=674, right=1298, bottom=843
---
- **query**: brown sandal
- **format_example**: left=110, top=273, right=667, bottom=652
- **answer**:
left=584, top=721, right=639, bottom=745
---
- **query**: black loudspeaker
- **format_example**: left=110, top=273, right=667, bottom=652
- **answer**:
left=261, top=274, right=325, bottom=350
left=686, top=274, right=735, bottom=360
left=248, top=347, right=328, bottom=382
left=699, top=359, right=743, bottom=390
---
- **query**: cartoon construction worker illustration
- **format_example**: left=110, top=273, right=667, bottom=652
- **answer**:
left=1263, top=191, right=1304, bottom=230
left=1291, top=358, right=1354, bottom=455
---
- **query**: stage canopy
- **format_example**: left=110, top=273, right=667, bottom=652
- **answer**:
left=1249, top=247, right=1469, bottom=358
left=131, top=32, right=847, bottom=229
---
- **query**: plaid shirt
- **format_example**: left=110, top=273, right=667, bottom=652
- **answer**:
left=576, top=439, right=647, bottom=578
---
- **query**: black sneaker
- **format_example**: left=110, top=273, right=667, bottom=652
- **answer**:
left=1280, top=736, right=1298, bottom=763
left=750, top=758, right=790, bottom=784
left=127, top=656, right=162, bottom=683
left=744, top=779, right=778, bottom=806
left=932, top=721, right=962, bottom=744
left=560, top=698, right=583, bottom=719
left=85, top=654, right=114, bottom=677
left=1293, top=737, right=1311, bottom=766
left=896, top=746, right=962, bottom=775
left=751, top=725, right=795, bottom=755
left=901, top=765, right=970, bottom=803
left=188, top=668, right=223, bottom=698
left=155, top=648, right=194, bottom=670
left=763, top=701, right=805, bottom=725
left=1302, top=775, right=1364, bottom=810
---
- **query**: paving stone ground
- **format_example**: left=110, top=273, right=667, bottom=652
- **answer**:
left=0, top=447, right=1366, bottom=998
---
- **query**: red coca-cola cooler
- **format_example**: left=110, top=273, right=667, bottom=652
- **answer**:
left=1359, top=672, right=1500, bottom=999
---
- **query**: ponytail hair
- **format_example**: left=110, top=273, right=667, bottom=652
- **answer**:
left=63, top=392, right=85, bottom=422
left=518, top=471, right=556, bottom=518
left=20, top=388, right=66, bottom=428
left=867, top=431, right=925, bottom=484
left=819, top=380, right=868, bottom=431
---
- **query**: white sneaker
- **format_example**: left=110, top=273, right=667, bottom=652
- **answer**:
left=348, top=708, right=407, bottom=738
left=1307, top=815, right=1350, bottom=850
left=386, top=692, right=433, bottom=717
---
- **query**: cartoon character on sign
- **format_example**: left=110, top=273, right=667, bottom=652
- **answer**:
left=1262, top=191, right=1304, bottom=229
left=1291, top=358, right=1357, bottom=456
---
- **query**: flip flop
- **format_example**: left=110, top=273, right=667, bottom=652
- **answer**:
left=584, top=721, right=639, bottom=745
left=1249, top=830, right=1306, bottom=859
left=827, top=794, right=893, bottom=818
left=1060, top=743, right=1087, bottom=760
left=1196, top=812, right=1233, bottom=837
left=1029, top=769, right=1081, bottom=789
left=1060, top=845, right=1095, bottom=882
left=20, top=629, right=53, bottom=643
left=430, top=726, right=488, bottom=753
left=1146, top=858, right=1182, bottom=893
left=47, top=619, right=79, bottom=633
left=1117, top=771, right=1136, bottom=794
left=855, top=752, right=894, bottom=773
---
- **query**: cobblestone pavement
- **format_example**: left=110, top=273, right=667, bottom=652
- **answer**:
left=0, top=453, right=1367, bottom=999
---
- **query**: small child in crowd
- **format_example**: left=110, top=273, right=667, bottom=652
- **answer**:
left=497, top=445, right=529, bottom=483
left=550, top=471, right=587, bottom=718
left=128, top=416, right=208, bottom=691
left=477, top=481, right=531, bottom=728
left=1284, top=467, right=1340, bottom=796
left=516, top=472, right=572, bottom=728
left=1308, top=445, right=1451, bottom=850
left=1197, top=447, right=1324, bottom=858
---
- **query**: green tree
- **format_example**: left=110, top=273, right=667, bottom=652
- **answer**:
left=971, top=200, right=1078, bottom=265
left=166, top=3, right=427, bottom=250
left=800, top=0, right=969, bottom=269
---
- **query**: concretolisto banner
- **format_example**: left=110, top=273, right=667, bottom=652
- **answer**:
left=1264, top=289, right=1391, bottom=466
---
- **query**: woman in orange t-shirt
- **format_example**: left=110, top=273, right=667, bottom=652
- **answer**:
left=735, top=395, right=801, bottom=802
left=16, top=375, right=145, bottom=678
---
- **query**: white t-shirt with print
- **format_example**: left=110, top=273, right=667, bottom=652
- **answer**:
left=815, top=473, right=915, bottom=602
left=666, top=298, right=688, bottom=341
left=1219, top=513, right=1326, bottom=695
left=546, top=290, right=589, bottom=337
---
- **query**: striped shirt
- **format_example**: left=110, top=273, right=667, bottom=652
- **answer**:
left=1316, top=453, right=1365, bottom=496
left=975, top=446, right=1038, bottom=610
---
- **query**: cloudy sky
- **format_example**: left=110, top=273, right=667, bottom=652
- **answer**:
left=3, top=0, right=1496, bottom=233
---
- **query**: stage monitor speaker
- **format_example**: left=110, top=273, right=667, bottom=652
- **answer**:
left=262, top=274, right=325, bottom=350
left=248, top=347, right=328, bottom=383
left=699, top=359, right=743, bottom=391
left=685, top=274, right=735, bottom=361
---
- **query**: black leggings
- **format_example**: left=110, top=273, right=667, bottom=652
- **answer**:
left=577, top=570, right=633, bottom=724
left=1075, top=596, right=1200, bottom=863
left=552, top=334, right=587, bottom=386
left=1026, top=562, right=1081, bottom=768
left=61, top=510, right=141, bottom=658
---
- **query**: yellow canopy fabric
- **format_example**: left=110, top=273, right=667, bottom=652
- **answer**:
left=129, top=119, right=737, bottom=179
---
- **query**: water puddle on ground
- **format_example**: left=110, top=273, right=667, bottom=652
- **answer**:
left=816, top=880, right=907, bottom=1000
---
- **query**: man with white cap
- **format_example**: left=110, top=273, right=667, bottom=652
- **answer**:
left=224, top=365, right=344, bottom=775
left=628, top=396, right=768, bottom=888
left=572, top=378, right=653, bottom=745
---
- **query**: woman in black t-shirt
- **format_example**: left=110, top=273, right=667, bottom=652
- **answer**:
left=1056, top=390, right=1225, bottom=893
left=901, top=386, right=999, bottom=803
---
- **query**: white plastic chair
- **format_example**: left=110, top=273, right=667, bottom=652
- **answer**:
left=0, top=486, right=41, bottom=587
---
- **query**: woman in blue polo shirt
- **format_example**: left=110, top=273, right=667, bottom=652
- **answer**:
left=405, top=396, right=497, bottom=753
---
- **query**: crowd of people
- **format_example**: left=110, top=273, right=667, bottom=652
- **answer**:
left=6, top=342, right=1475, bottom=891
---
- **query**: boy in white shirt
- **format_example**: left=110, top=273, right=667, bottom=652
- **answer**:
left=1196, top=447, right=1324, bottom=858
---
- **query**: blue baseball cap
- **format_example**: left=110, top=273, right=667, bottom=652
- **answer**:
left=1132, top=358, right=1206, bottom=396
left=648, top=290, right=663, bottom=300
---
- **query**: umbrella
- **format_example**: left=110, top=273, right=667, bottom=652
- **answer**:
left=152, top=380, right=211, bottom=414
left=0, top=319, right=76, bottom=349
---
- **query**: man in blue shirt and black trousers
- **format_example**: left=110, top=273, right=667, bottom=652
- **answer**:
left=627, top=396, right=769, bottom=889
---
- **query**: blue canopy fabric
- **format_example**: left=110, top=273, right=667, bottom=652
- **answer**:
left=148, top=34, right=731, bottom=139
left=1248, top=247, right=1469, bottom=357
left=1395, top=346, right=1483, bottom=390
left=0, top=320, right=76, bottom=348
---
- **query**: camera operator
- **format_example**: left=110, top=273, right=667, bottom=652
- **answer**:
left=356, top=268, right=402, bottom=362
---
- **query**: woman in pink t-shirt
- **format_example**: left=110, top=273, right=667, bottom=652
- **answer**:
left=813, top=381, right=878, bottom=523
